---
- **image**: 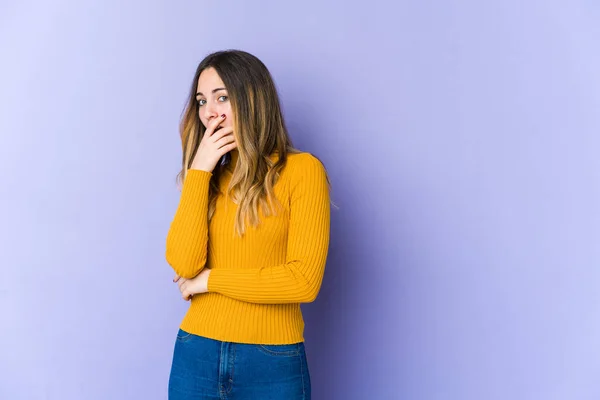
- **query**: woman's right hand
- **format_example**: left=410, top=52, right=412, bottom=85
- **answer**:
left=190, top=114, right=237, bottom=172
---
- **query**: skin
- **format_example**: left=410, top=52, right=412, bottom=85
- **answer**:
left=173, top=67, right=238, bottom=301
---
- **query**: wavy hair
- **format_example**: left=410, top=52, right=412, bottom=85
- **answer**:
left=176, top=50, right=326, bottom=236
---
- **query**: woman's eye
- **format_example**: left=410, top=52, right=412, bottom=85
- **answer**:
left=218, top=95, right=228, bottom=102
left=198, top=99, right=206, bottom=106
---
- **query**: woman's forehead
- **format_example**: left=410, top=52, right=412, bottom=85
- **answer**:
left=197, top=68, right=225, bottom=93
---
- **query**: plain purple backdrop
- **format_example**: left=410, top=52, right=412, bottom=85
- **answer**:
left=1, top=1, right=599, bottom=399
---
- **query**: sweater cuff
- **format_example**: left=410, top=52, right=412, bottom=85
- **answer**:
left=186, top=168, right=213, bottom=181
left=207, top=268, right=237, bottom=293
left=182, top=169, right=212, bottom=191
left=207, top=268, right=219, bottom=293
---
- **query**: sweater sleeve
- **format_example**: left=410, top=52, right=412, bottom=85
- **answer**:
left=207, top=154, right=331, bottom=304
left=165, top=169, right=212, bottom=279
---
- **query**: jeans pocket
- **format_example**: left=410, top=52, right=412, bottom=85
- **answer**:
left=176, top=329, right=193, bottom=342
left=257, top=342, right=302, bottom=357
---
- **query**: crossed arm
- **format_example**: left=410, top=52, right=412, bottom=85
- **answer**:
left=166, top=155, right=331, bottom=304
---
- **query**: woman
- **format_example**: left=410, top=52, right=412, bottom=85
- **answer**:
left=165, top=49, right=331, bottom=399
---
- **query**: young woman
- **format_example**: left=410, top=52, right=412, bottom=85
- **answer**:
left=165, top=50, right=331, bottom=400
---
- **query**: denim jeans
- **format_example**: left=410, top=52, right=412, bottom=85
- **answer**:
left=168, top=329, right=311, bottom=399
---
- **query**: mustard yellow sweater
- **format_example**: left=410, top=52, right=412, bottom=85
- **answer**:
left=165, top=150, right=330, bottom=344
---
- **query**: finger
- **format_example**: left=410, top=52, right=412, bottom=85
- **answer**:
left=207, top=114, right=227, bottom=136
left=173, top=274, right=179, bottom=282
left=177, top=278, right=187, bottom=290
left=215, top=133, right=236, bottom=149
left=211, top=126, right=234, bottom=142
left=217, top=140, right=237, bottom=152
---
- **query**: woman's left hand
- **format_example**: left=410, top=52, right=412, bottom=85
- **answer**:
left=173, top=269, right=211, bottom=301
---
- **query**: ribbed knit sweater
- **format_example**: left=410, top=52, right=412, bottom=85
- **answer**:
left=165, top=150, right=331, bottom=344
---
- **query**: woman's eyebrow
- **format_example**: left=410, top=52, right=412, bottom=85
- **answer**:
left=196, top=87, right=227, bottom=97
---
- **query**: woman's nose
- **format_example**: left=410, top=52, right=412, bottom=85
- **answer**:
left=202, top=101, right=218, bottom=120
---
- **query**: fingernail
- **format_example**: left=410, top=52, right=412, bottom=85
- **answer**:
left=221, top=114, right=226, bottom=118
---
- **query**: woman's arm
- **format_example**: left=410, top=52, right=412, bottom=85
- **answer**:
left=207, top=155, right=331, bottom=304
left=165, top=169, right=212, bottom=279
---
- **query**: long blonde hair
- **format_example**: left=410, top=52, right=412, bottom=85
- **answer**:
left=177, top=50, right=322, bottom=236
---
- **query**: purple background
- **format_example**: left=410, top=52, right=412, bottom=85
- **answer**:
left=2, top=1, right=599, bottom=399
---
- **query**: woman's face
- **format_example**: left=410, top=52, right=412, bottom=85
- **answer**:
left=196, top=67, right=233, bottom=131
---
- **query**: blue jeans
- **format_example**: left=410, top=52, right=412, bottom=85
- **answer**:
left=168, top=329, right=311, bottom=399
